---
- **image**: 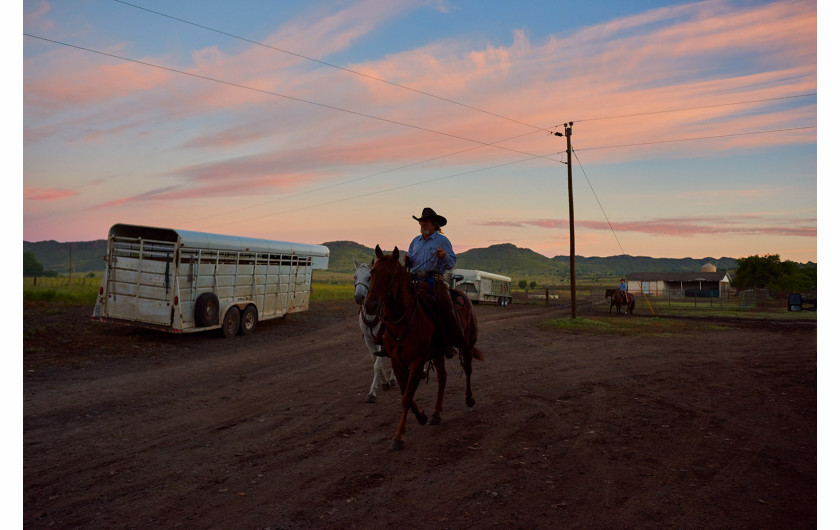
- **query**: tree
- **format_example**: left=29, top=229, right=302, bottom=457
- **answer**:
left=529, top=281, right=537, bottom=289
left=24, top=251, right=44, bottom=277
left=518, top=280, right=527, bottom=289
left=732, top=254, right=816, bottom=292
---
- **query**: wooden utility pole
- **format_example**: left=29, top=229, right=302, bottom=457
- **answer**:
left=555, top=122, right=576, bottom=318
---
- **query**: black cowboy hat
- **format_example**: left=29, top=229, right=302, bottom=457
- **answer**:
left=412, top=207, right=447, bottom=227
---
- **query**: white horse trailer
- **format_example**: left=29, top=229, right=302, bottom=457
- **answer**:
left=91, top=224, right=330, bottom=337
left=446, top=269, right=512, bottom=306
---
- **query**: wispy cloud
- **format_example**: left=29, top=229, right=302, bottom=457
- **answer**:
left=24, top=187, right=77, bottom=201
left=474, top=215, right=817, bottom=238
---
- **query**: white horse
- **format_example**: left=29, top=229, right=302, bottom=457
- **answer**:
left=354, top=258, right=397, bottom=403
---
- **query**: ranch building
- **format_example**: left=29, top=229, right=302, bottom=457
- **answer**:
left=626, top=263, right=732, bottom=298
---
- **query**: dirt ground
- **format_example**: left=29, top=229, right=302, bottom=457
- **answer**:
left=23, top=298, right=816, bottom=529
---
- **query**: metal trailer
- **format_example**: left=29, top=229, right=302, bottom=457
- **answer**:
left=91, top=223, right=330, bottom=337
left=446, top=269, right=513, bottom=306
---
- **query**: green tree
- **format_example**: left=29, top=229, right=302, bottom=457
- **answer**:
left=24, top=251, right=44, bottom=277
left=529, top=281, right=537, bottom=289
left=518, top=280, right=527, bottom=289
left=733, top=254, right=816, bottom=292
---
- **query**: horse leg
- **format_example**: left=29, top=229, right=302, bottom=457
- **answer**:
left=374, top=355, right=391, bottom=391
left=390, top=360, right=427, bottom=451
left=461, top=343, right=477, bottom=407
left=430, top=355, right=446, bottom=425
left=366, top=352, right=381, bottom=403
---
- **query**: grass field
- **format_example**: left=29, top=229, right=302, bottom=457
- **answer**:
left=540, top=315, right=731, bottom=336
left=22, top=274, right=355, bottom=305
left=23, top=273, right=817, bottom=324
left=23, top=275, right=101, bottom=305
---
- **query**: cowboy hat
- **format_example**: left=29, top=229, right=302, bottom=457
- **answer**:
left=412, top=207, right=447, bottom=227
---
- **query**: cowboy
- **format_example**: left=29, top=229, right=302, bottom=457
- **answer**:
left=618, top=278, right=628, bottom=305
left=403, top=207, right=468, bottom=356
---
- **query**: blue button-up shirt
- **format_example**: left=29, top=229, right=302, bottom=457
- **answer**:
left=407, top=231, right=456, bottom=274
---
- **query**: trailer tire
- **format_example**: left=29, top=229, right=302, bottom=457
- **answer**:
left=239, top=305, right=258, bottom=335
left=221, top=306, right=240, bottom=338
left=195, top=293, right=220, bottom=327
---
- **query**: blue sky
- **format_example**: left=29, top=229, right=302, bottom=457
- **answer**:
left=20, top=0, right=821, bottom=262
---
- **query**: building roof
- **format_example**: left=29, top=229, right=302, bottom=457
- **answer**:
left=627, top=271, right=730, bottom=282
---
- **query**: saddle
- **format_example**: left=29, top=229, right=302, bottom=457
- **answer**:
left=414, top=280, right=464, bottom=352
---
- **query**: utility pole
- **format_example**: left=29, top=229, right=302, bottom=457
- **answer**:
left=554, top=122, right=576, bottom=318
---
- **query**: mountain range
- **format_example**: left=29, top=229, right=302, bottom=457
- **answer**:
left=24, top=238, right=742, bottom=279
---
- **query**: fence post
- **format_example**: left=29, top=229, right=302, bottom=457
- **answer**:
left=545, top=288, right=549, bottom=305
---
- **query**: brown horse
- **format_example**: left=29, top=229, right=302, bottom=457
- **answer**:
left=605, top=288, right=635, bottom=315
left=364, top=245, right=484, bottom=451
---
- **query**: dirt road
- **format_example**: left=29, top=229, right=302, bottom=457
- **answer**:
left=24, top=300, right=816, bottom=528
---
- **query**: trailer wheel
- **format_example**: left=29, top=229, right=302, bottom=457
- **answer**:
left=239, top=305, right=258, bottom=335
left=195, top=293, right=220, bottom=327
left=221, top=307, right=240, bottom=338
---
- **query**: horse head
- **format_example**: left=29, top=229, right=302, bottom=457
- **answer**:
left=353, top=257, right=374, bottom=305
left=364, top=245, right=403, bottom=315
left=605, top=289, right=614, bottom=298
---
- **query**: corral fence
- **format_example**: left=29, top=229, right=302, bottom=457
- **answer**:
left=508, top=285, right=817, bottom=313
left=738, top=289, right=817, bottom=310
left=25, top=274, right=99, bottom=288
left=510, top=286, right=614, bottom=311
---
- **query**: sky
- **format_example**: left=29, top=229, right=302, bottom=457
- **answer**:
left=20, top=0, right=822, bottom=263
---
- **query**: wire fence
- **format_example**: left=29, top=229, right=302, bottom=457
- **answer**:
left=508, top=286, right=817, bottom=314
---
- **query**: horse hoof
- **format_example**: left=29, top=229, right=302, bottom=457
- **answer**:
left=466, top=397, right=476, bottom=408
left=365, top=394, right=376, bottom=403
left=417, top=413, right=428, bottom=426
left=389, top=440, right=405, bottom=451
left=430, top=414, right=441, bottom=425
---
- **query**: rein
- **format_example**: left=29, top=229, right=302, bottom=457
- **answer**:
left=377, top=295, right=420, bottom=360
left=372, top=262, right=423, bottom=361
left=359, top=306, right=380, bottom=329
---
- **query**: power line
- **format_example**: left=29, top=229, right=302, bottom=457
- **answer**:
left=112, top=0, right=550, bottom=133
left=572, top=93, right=816, bottom=123
left=201, top=152, right=559, bottom=230
left=193, top=122, right=814, bottom=227
left=571, top=149, right=629, bottom=258
left=575, top=126, right=815, bottom=152
left=183, top=127, right=547, bottom=225
left=113, top=2, right=817, bottom=132
left=24, top=33, right=561, bottom=164
left=23, top=34, right=817, bottom=231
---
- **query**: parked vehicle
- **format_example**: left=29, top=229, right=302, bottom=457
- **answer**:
left=446, top=269, right=512, bottom=306
left=91, top=223, right=329, bottom=337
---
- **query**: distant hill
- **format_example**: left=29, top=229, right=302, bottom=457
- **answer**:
left=24, top=240, right=108, bottom=274
left=456, top=243, right=564, bottom=277
left=321, top=241, right=380, bottom=272
left=551, top=254, right=740, bottom=277
left=23, top=238, right=746, bottom=279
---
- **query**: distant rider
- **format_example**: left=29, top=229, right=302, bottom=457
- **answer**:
left=618, top=278, right=628, bottom=305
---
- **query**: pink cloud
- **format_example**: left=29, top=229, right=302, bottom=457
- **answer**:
left=24, top=187, right=77, bottom=201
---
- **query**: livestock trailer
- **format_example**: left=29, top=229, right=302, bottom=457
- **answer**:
left=446, top=269, right=512, bottom=306
left=92, top=223, right=330, bottom=337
